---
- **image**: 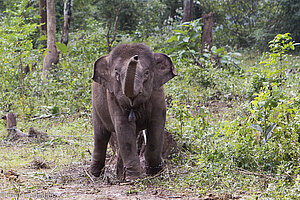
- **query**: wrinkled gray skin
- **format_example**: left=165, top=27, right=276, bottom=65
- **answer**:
left=90, top=43, right=177, bottom=181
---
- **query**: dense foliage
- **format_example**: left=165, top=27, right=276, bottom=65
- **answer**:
left=0, top=0, right=300, bottom=198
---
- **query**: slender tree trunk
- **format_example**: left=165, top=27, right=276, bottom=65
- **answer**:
left=61, top=0, right=73, bottom=46
left=43, top=0, right=59, bottom=74
left=183, top=0, right=193, bottom=22
left=201, top=12, right=214, bottom=52
left=39, top=0, right=47, bottom=35
left=106, top=0, right=122, bottom=53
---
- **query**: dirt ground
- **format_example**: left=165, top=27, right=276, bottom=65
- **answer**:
left=0, top=162, right=201, bottom=200
left=35, top=183, right=186, bottom=200
left=1, top=161, right=246, bottom=200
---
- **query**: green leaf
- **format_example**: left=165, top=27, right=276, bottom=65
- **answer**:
left=203, top=53, right=210, bottom=58
left=183, top=37, right=189, bottom=43
left=251, top=124, right=264, bottom=133
left=265, top=123, right=276, bottom=141
left=191, top=33, right=200, bottom=40
left=38, top=35, right=47, bottom=41
left=56, top=42, right=69, bottom=54
left=167, top=36, right=178, bottom=43
left=181, top=22, right=190, bottom=26
left=232, top=52, right=242, bottom=57
left=173, top=29, right=187, bottom=35
left=215, top=47, right=224, bottom=54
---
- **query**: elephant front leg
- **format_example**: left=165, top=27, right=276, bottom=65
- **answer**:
left=145, top=114, right=165, bottom=175
left=115, top=118, right=142, bottom=181
left=90, top=121, right=111, bottom=177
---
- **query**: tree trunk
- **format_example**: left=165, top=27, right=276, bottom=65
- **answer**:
left=183, top=0, right=193, bottom=23
left=43, top=0, right=59, bottom=74
left=39, top=0, right=47, bottom=35
left=201, top=12, right=214, bottom=52
left=61, top=0, right=73, bottom=46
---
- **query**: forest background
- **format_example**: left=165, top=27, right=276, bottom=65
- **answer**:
left=0, top=0, right=300, bottom=199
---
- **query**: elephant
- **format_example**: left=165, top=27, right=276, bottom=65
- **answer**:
left=90, top=43, right=177, bottom=181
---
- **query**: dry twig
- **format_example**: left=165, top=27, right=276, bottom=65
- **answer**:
left=83, top=167, right=95, bottom=184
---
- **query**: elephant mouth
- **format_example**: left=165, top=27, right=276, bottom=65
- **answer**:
left=128, top=94, right=145, bottom=108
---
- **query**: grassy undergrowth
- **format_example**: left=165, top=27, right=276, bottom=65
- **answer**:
left=1, top=52, right=299, bottom=199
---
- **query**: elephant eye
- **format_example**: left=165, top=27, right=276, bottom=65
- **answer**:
left=144, top=70, right=150, bottom=79
left=115, top=71, right=120, bottom=81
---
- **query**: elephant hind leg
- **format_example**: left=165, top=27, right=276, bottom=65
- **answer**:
left=90, top=125, right=111, bottom=177
left=116, top=152, right=124, bottom=180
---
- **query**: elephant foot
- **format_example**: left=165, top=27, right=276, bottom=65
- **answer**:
left=125, top=172, right=145, bottom=182
left=90, top=161, right=105, bottom=177
left=146, top=161, right=164, bottom=176
left=123, top=166, right=144, bottom=182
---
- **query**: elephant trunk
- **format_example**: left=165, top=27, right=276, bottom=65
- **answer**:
left=124, top=55, right=138, bottom=98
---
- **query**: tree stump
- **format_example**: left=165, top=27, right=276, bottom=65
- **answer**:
left=1, top=113, right=48, bottom=141
left=201, top=12, right=214, bottom=52
left=3, top=113, right=17, bottom=131
left=2, top=113, right=28, bottom=140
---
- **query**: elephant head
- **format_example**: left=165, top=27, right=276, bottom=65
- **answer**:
left=92, top=43, right=177, bottom=110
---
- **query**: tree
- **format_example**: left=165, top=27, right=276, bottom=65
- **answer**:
left=39, top=0, right=47, bottom=35
left=43, top=0, right=59, bottom=73
left=60, top=0, right=73, bottom=46
left=276, top=0, right=300, bottom=43
left=106, top=0, right=122, bottom=53
left=201, top=12, right=214, bottom=52
left=183, top=0, right=193, bottom=22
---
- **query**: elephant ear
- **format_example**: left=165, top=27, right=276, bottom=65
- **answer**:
left=92, top=55, right=113, bottom=92
left=153, top=53, right=177, bottom=89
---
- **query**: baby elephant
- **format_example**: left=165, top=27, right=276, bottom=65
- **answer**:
left=90, top=43, right=177, bottom=181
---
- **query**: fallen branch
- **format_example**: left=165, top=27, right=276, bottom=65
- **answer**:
left=30, top=112, right=70, bottom=121
left=189, top=49, right=205, bottom=68
left=30, top=114, right=53, bottom=121
left=236, top=167, right=295, bottom=180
